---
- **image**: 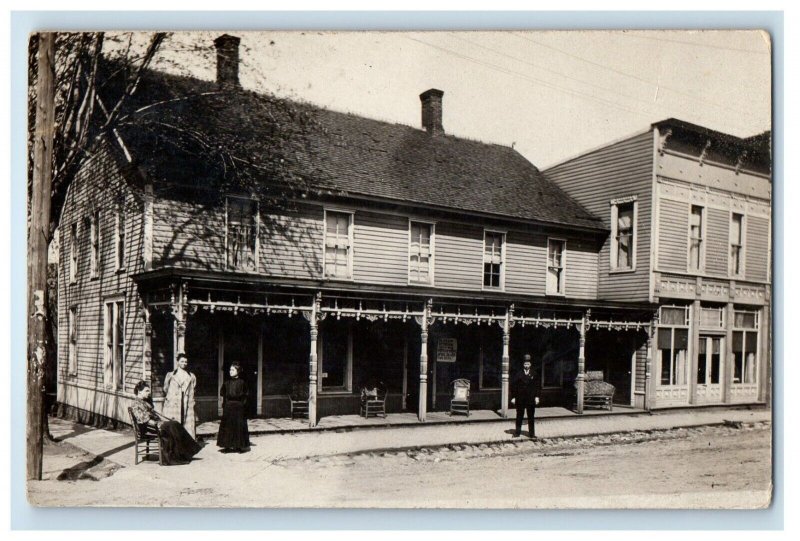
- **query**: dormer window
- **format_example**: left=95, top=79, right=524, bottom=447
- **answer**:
left=226, top=197, right=258, bottom=271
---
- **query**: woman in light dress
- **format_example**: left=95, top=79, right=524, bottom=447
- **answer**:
left=162, top=352, right=198, bottom=440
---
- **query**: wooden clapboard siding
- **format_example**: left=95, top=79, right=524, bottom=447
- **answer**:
left=434, top=221, right=484, bottom=290
left=353, top=211, right=408, bottom=285
left=57, top=141, right=145, bottom=398
left=635, top=343, right=647, bottom=393
left=705, top=207, right=729, bottom=276
left=657, top=198, right=689, bottom=271
left=746, top=215, right=770, bottom=282
left=152, top=197, right=226, bottom=271
left=261, top=204, right=323, bottom=279
left=505, top=231, right=546, bottom=296
left=564, top=237, right=599, bottom=299
left=545, top=131, right=654, bottom=301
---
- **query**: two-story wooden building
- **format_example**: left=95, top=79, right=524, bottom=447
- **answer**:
left=58, top=35, right=687, bottom=428
left=545, top=120, right=771, bottom=409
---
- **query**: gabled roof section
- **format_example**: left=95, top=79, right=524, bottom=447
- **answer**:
left=110, top=64, right=604, bottom=231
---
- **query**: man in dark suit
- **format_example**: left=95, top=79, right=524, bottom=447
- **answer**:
left=511, top=354, right=541, bottom=438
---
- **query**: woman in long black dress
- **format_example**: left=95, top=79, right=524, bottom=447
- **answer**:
left=217, top=362, right=250, bottom=453
left=130, top=381, right=202, bottom=465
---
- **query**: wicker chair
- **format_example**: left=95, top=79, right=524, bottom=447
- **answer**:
left=578, top=370, right=615, bottom=411
left=289, top=382, right=310, bottom=419
left=128, top=407, right=163, bottom=465
left=450, top=378, right=471, bottom=416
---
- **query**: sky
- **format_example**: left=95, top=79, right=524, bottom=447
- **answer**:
left=148, top=30, right=772, bottom=168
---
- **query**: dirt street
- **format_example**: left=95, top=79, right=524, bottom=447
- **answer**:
left=28, top=421, right=771, bottom=509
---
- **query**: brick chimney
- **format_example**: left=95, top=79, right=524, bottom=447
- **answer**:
left=420, top=88, right=444, bottom=136
left=213, top=34, right=241, bottom=89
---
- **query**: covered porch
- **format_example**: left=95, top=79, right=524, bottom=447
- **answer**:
left=134, top=270, right=656, bottom=427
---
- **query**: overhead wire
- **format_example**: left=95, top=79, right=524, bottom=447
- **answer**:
left=510, top=32, right=765, bottom=126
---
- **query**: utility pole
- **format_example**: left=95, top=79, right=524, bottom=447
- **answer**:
left=28, top=32, right=55, bottom=481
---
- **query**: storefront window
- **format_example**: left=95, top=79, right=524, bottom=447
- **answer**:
left=320, top=322, right=352, bottom=391
left=657, top=305, right=690, bottom=387
left=732, top=310, right=759, bottom=385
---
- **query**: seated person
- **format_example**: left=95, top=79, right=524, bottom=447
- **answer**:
left=131, top=380, right=202, bottom=466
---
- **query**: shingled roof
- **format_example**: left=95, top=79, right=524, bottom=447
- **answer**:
left=112, top=64, right=604, bottom=231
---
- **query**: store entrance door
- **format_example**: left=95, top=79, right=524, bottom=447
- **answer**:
left=696, top=335, right=724, bottom=404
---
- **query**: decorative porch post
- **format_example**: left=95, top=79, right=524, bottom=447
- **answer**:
left=171, top=282, right=187, bottom=364
left=644, top=312, right=657, bottom=411
left=500, top=304, right=513, bottom=419
left=576, top=309, right=589, bottom=414
left=141, top=301, right=152, bottom=385
left=306, top=292, right=322, bottom=428
left=416, top=299, right=432, bottom=422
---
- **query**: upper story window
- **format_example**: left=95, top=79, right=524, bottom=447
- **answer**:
left=115, top=208, right=126, bottom=271
left=68, top=306, right=78, bottom=376
left=730, top=213, right=744, bottom=276
left=483, top=231, right=505, bottom=289
left=104, top=298, right=125, bottom=390
left=89, top=211, right=99, bottom=278
left=611, top=199, right=636, bottom=271
left=689, top=205, right=705, bottom=271
left=226, top=197, right=258, bottom=271
left=69, top=223, right=78, bottom=283
left=324, top=210, right=353, bottom=279
left=547, top=238, right=566, bottom=295
left=409, top=221, right=433, bottom=285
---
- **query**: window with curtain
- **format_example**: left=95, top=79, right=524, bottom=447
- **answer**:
left=689, top=205, right=704, bottom=271
left=227, top=197, right=258, bottom=271
left=90, top=211, right=99, bottom=277
left=730, top=213, right=744, bottom=276
left=547, top=239, right=566, bottom=294
left=612, top=200, right=635, bottom=270
left=658, top=305, right=690, bottom=386
left=733, top=310, right=759, bottom=385
left=68, top=306, right=78, bottom=375
left=409, top=222, right=433, bottom=284
left=483, top=231, right=504, bottom=289
left=104, top=299, right=125, bottom=389
left=69, top=223, right=78, bottom=283
left=324, top=211, right=352, bottom=279
left=115, top=208, right=126, bottom=270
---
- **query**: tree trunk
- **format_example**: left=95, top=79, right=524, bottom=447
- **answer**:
left=28, top=32, right=55, bottom=481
